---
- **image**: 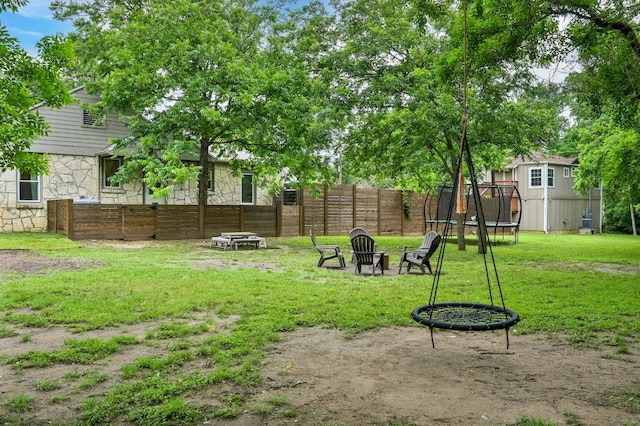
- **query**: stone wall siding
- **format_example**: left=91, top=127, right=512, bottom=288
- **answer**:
left=1, top=156, right=271, bottom=233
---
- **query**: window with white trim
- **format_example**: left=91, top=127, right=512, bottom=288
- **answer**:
left=529, top=168, right=543, bottom=188
left=102, top=157, right=122, bottom=188
left=563, top=167, right=570, bottom=178
left=18, top=170, right=41, bottom=202
left=547, top=167, right=555, bottom=187
left=207, top=165, right=214, bottom=191
left=241, top=172, right=254, bottom=204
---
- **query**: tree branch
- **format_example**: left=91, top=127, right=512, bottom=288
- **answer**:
left=548, top=1, right=640, bottom=61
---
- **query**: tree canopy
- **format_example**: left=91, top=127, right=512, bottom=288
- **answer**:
left=329, top=0, right=566, bottom=192
left=0, top=0, right=73, bottom=174
left=53, top=0, right=339, bottom=203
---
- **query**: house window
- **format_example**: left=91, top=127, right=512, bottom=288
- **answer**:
left=102, top=157, right=122, bottom=188
left=83, top=109, right=106, bottom=128
left=18, top=170, right=40, bottom=202
left=207, top=165, right=214, bottom=191
left=529, top=168, right=543, bottom=188
left=547, top=167, right=555, bottom=188
left=571, top=167, right=576, bottom=177
left=563, top=167, right=570, bottom=178
left=241, top=173, right=254, bottom=204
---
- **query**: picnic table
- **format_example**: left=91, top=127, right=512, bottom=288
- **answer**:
left=211, top=232, right=267, bottom=250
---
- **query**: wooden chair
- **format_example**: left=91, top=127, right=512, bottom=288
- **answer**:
left=348, top=227, right=369, bottom=239
left=348, top=227, right=376, bottom=263
left=398, top=234, right=442, bottom=275
left=415, top=231, right=438, bottom=252
left=310, top=229, right=345, bottom=268
left=351, top=234, right=385, bottom=275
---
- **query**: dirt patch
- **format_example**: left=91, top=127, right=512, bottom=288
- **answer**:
left=0, top=246, right=639, bottom=425
left=245, top=327, right=640, bottom=425
left=0, top=250, right=96, bottom=277
left=2, top=325, right=638, bottom=425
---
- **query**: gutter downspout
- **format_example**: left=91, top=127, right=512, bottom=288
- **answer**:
left=599, top=181, right=604, bottom=233
left=543, top=163, right=549, bottom=233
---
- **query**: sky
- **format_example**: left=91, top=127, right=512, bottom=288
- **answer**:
left=1, top=0, right=73, bottom=55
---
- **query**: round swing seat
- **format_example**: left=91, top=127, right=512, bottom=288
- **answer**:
left=412, top=302, right=520, bottom=331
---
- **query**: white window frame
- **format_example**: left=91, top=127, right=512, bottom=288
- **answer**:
left=207, top=165, right=214, bottom=192
left=571, top=167, right=576, bottom=177
left=241, top=172, right=255, bottom=205
left=563, top=167, right=570, bottom=178
left=529, top=167, right=543, bottom=188
left=17, top=170, right=41, bottom=203
left=102, top=157, right=122, bottom=189
left=547, top=167, right=555, bottom=188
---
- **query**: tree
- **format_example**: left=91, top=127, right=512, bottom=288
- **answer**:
left=328, top=0, right=566, bottom=251
left=429, top=1, right=640, bottom=236
left=569, top=117, right=640, bottom=235
left=330, top=0, right=566, bottom=193
left=53, top=0, right=338, bottom=204
left=0, top=0, right=73, bottom=174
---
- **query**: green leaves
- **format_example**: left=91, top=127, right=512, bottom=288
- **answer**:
left=569, top=116, right=640, bottom=232
left=56, top=0, right=341, bottom=202
left=0, top=9, right=73, bottom=173
left=331, top=0, right=563, bottom=191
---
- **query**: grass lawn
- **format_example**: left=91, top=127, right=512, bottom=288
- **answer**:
left=0, top=231, right=638, bottom=425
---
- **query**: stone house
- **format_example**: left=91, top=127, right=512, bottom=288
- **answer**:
left=491, top=152, right=602, bottom=233
left=0, top=86, right=270, bottom=233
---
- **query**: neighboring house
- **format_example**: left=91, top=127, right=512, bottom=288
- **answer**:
left=491, top=152, right=602, bottom=233
left=0, top=86, right=270, bottom=233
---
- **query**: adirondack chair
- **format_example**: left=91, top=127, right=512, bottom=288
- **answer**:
left=398, top=233, right=442, bottom=274
left=415, top=231, right=438, bottom=253
left=351, top=234, right=385, bottom=275
left=310, top=229, right=345, bottom=268
left=348, top=227, right=377, bottom=263
left=348, top=227, right=369, bottom=239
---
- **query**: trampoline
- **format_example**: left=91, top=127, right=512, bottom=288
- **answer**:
left=424, top=183, right=522, bottom=243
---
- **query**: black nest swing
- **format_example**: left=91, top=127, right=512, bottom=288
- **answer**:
left=411, top=126, right=520, bottom=348
left=411, top=1, right=519, bottom=347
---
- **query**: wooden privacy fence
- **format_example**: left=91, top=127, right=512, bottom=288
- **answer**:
left=48, top=185, right=432, bottom=240
left=298, top=185, right=427, bottom=236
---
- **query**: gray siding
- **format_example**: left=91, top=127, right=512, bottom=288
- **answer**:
left=29, top=88, right=130, bottom=156
left=521, top=198, right=544, bottom=232
left=510, top=163, right=601, bottom=232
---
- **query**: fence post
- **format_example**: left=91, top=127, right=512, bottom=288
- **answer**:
left=377, top=189, right=382, bottom=235
left=47, top=200, right=55, bottom=234
left=400, top=191, right=405, bottom=236
left=66, top=199, right=74, bottom=240
left=352, top=185, right=357, bottom=228
left=199, top=204, right=205, bottom=238
left=323, top=185, right=328, bottom=235
left=276, top=204, right=282, bottom=237
left=298, top=189, right=305, bottom=236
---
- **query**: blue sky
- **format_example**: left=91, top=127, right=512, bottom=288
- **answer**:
left=1, top=0, right=73, bottom=55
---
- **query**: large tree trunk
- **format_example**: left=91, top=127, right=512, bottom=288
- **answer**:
left=630, top=202, right=638, bottom=236
left=198, top=140, right=210, bottom=206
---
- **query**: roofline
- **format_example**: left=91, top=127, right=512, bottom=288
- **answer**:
left=31, top=85, right=86, bottom=110
left=502, top=152, right=579, bottom=170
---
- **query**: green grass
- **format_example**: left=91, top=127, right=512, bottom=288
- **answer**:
left=0, top=231, right=639, bottom=425
left=5, top=393, right=34, bottom=413
left=34, top=380, right=62, bottom=392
